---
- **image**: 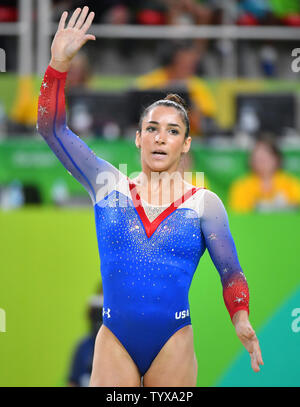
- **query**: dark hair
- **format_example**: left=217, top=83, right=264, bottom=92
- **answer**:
left=158, top=40, right=196, bottom=67
left=138, top=93, right=190, bottom=138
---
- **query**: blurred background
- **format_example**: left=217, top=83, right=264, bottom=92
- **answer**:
left=0, top=0, right=300, bottom=387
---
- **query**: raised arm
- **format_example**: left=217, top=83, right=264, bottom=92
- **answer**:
left=201, top=190, right=263, bottom=372
left=37, top=7, right=121, bottom=205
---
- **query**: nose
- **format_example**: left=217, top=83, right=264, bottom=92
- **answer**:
left=154, top=131, right=165, bottom=144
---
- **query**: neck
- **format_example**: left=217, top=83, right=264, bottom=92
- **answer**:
left=256, top=171, right=276, bottom=181
left=137, top=161, right=184, bottom=186
left=133, top=164, right=187, bottom=205
left=166, top=66, right=185, bottom=82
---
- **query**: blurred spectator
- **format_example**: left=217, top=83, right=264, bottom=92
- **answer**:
left=163, top=0, right=213, bottom=25
left=68, top=292, right=103, bottom=387
left=0, top=0, right=18, bottom=71
left=52, top=0, right=224, bottom=25
left=65, top=52, right=95, bottom=136
left=229, top=135, right=300, bottom=212
left=135, top=0, right=167, bottom=25
left=0, top=0, right=17, bottom=21
left=259, top=43, right=278, bottom=77
left=237, top=0, right=271, bottom=25
left=9, top=76, right=38, bottom=133
left=135, top=40, right=217, bottom=136
left=8, top=51, right=92, bottom=134
left=103, top=3, right=131, bottom=24
left=236, top=0, right=300, bottom=25
left=269, top=0, right=300, bottom=26
left=66, top=0, right=137, bottom=24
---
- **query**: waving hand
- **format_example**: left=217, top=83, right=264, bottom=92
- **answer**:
left=50, top=6, right=95, bottom=72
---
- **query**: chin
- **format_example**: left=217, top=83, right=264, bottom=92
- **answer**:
left=148, top=161, right=170, bottom=173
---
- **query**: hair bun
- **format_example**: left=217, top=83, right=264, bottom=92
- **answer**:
left=164, top=93, right=188, bottom=111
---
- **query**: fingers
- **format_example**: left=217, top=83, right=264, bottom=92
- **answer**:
left=58, top=11, right=68, bottom=31
left=237, top=322, right=264, bottom=373
left=81, top=11, right=95, bottom=34
left=250, top=352, right=260, bottom=372
left=254, top=339, right=264, bottom=366
left=250, top=339, right=264, bottom=372
left=65, top=7, right=95, bottom=34
left=74, top=6, right=89, bottom=30
left=67, top=7, right=81, bottom=28
left=250, top=349, right=263, bottom=372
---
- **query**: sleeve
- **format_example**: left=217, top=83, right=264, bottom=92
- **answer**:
left=200, top=189, right=250, bottom=321
left=228, top=179, right=254, bottom=213
left=37, top=65, right=122, bottom=205
left=286, top=175, right=300, bottom=205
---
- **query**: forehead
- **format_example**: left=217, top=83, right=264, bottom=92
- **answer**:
left=142, top=105, right=185, bottom=126
left=253, top=143, right=273, bottom=156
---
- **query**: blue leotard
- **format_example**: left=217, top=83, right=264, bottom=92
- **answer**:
left=37, top=66, right=249, bottom=376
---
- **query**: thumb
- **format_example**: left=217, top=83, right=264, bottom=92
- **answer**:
left=237, top=322, right=255, bottom=341
left=80, top=34, right=96, bottom=46
left=245, top=326, right=256, bottom=340
left=77, top=34, right=96, bottom=51
left=85, top=34, right=96, bottom=41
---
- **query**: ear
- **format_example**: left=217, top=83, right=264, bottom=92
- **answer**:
left=182, top=136, right=192, bottom=154
left=135, top=130, right=141, bottom=149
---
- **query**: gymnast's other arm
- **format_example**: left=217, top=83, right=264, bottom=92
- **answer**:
left=201, top=189, right=264, bottom=372
left=37, top=7, right=120, bottom=205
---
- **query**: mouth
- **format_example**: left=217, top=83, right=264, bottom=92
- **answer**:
left=151, top=150, right=168, bottom=160
left=152, top=150, right=167, bottom=156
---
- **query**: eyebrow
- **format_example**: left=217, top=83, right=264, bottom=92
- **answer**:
left=147, top=120, right=182, bottom=128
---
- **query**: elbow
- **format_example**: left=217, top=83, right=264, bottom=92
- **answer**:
left=36, top=119, right=43, bottom=136
left=36, top=106, right=49, bottom=137
left=36, top=118, right=67, bottom=141
left=36, top=120, right=48, bottom=139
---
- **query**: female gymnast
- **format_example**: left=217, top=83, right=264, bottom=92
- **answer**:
left=37, top=7, right=263, bottom=387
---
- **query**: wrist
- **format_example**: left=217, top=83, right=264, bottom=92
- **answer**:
left=232, top=309, right=249, bottom=326
left=50, top=57, right=71, bottom=73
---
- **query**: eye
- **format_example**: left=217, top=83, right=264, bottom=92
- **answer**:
left=169, top=128, right=179, bottom=135
left=146, top=126, right=156, bottom=133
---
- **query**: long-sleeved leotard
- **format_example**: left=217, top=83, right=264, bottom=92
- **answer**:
left=37, top=65, right=249, bottom=376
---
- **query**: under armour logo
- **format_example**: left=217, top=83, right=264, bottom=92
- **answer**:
left=103, top=307, right=111, bottom=318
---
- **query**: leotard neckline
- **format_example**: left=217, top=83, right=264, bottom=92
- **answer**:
left=128, top=178, right=201, bottom=238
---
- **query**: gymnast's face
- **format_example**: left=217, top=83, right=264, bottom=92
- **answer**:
left=135, top=105, right=191, bottom=175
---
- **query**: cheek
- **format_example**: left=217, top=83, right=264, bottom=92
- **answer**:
left=139, top=133, right=154, bottom=156
left=139, top=132, right=150, bottom=146
left=270, top=157, right=279, bottom=169
left=169, top=137, right=185, bottom=154
left=262, top=154, right=276, bottom=170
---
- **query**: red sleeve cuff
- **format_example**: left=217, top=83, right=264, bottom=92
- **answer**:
left=45, top=65, right=68, bottom=79
left=230, top=306, right=249, bottom=321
